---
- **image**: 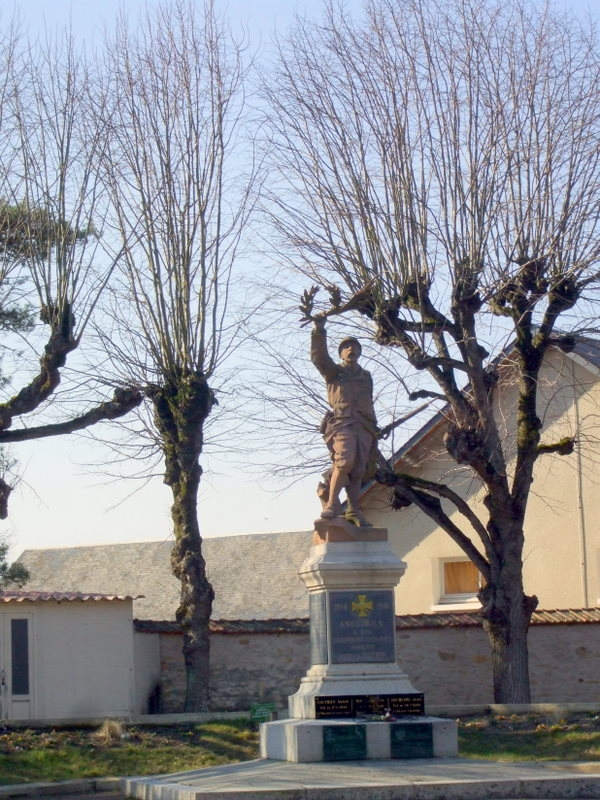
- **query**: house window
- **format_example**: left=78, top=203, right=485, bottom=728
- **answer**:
left=440, top=559, right=481, bottom=604
left=11, top=619, right=29, bottom=696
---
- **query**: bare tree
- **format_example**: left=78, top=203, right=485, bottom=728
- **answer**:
left=264, top=0, right=600, bottom=702
left=0, top=25, right=142, bottom=518
left=96, top=0, right=255, bottom=710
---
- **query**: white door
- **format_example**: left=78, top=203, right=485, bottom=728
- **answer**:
left=0, top=614, right=32, bottom=720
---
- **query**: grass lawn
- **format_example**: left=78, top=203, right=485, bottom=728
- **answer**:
left=0, top=719, right=259, bottom=785
left=2, top=712, right=600, bottom=785
left=458, top=712, right=600, bottom=762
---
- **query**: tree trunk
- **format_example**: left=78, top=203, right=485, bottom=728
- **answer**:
left=152, top=375, right=216, bottom=712
left=483, top=598, right=534, bottom=703
left=480, top=531, right=538, bottom=703
left=170, top=466, right=214, bottom=712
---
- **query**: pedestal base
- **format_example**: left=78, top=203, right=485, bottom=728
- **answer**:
left=289, top=662, right=419, bottom=718
left=260, top=716, right=458, bottom=762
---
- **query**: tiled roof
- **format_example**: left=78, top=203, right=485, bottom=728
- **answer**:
left=531, top=608, right=600, bottom=625
left=0, top=591, right=139, bottom=603
left=573, top=337, right=600, bottom=370
left=17, top=531, right=313, bottom=621
left=133, top=607, right=600, bottom=634
left=395, top=608, right=600, bottom=628
left=394, top=608, right=600, bottom=628
left=134, top=618, right=309, bottom=634
left=17, top=535, right=600, bottom=627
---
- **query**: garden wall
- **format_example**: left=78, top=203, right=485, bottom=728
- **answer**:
left=147, top=612, right=600, bottom=713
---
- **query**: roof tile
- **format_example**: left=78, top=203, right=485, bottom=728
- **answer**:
left=133, top=607, right=600, bottom=633
left=0, top=591, right=139, bottom=603
left=17, top=532, right=312, bottom=621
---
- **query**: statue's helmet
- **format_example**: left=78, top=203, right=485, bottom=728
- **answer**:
left=338, top=336, right=362, bottom=356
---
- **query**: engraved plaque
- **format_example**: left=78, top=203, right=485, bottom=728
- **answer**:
left=386, top=694, right=425, bottom=715
left=315, top=696, right=354, bottom=718
left=329, top=590, right=396, bottom=664
left=315, top=693, right=425, bottom=719
left=322, top=724, right=367, bottom=760
left=390, top=722, right=434, bottom=759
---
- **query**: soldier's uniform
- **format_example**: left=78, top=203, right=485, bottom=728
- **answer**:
left=311, top=326, right=378, bottom=489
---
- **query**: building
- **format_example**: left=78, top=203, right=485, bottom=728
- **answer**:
left=15, top=534, right=312, bottom=716
left=0, top=592, right=140, bottom=720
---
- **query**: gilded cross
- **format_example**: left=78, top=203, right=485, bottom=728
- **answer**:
left=351, top=594, right=373, bottom=617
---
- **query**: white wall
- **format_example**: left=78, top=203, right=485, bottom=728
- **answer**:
left=28, top=599, right=135, bottom=719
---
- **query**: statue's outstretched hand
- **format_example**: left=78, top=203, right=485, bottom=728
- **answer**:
left=299, top=286, right=320, bottom=326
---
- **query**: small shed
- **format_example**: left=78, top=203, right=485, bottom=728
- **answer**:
left=0, top=591, right=146, bottom=721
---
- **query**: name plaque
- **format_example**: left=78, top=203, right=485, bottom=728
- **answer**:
left=322, top=724, right=367, bottom=761
left=391, top=722, right=434, bottom=759
left=315, top=693, right=425, bottom=719
left=329, top=589, right=396, bottom=664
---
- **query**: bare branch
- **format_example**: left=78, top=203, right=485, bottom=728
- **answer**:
left=0, top=302, right=77, bottom=431
left=377, top=467, right=491, bottom=578
left=536, top=437, right=576, bottom=457
left=0, top=387, right=143, bottom=444
left=89, top=0, right=257, bottom=712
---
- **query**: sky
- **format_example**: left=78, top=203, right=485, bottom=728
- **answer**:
left=2, top=0, right=597, bottom=562
left=2, top=0, right=369, bottom=562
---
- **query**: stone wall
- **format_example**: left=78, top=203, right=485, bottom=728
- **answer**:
left=402, top=622, right=600, bottom=705
left=157, top=634, right=186, bottom=713
left=158, top=631, right=310, bottom=713
left=528, top=624, right=600, bottom=702
left=396, top=626, right=493, bottom=706
left=154, top=620, right=600, bottom=713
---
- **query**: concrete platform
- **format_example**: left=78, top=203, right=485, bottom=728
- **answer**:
left=121, top=757, right=600, bottom=800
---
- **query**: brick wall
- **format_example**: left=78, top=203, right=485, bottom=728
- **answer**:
left=152, top=620, right=600, bottom=712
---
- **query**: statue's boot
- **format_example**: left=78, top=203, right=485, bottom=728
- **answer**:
left=345, top=481, right=373, bottom=527
left=345, top=509, right=373, bottom=527
left=321, top=504, right=341, bottom=519
left=320, top=468, right=346, bottom=518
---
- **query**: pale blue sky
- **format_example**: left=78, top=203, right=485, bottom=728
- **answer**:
left=12, top=0, right=355, bottom=44
left=4, top=0, right=361, bottom=560
left=2, top=0, right=598, bottom=561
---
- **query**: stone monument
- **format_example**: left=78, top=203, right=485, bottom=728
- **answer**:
left=260, top=316, right=457, bottom=762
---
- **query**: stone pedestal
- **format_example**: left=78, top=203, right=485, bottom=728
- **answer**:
left=260, top=518, right=458, bottom=762
left=289, top=519, right=417, bottom=719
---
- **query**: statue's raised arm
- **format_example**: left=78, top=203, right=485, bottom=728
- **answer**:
left=310, top=315, right=337, bottom=380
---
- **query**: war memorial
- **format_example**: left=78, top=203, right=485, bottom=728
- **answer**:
left=260, top=317, right=458, bottom=762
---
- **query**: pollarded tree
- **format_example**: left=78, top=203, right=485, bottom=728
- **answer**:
left=264, top=0, right=600, bottom=702
left=0, top=27, right=142, bottom=518
left=96, top=0, right=256, bottom=711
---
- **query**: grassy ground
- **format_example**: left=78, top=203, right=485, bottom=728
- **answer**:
left=2, top=713, right=600, bottom=785
left=0, top=719, right=259, bottom=785
left=457, top=711, right=600, bottom=762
